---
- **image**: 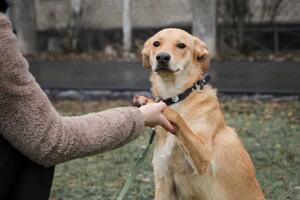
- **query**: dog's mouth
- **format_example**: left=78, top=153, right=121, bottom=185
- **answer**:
left=155, top=64, right=179, bottom=73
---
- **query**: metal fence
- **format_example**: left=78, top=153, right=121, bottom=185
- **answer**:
left=217, top=0, right=300, bottom=56
left=33, top=0, right=300, bottom=55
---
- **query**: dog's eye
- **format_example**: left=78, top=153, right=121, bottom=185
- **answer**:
left=177, top=43, right=186, bottom=49
left=153, top=41, right=160, bottom=47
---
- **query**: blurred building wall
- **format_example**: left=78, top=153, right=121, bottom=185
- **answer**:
left=34, top=0, right=300, bottom=32
left=35, top=0, right=192, bottom=31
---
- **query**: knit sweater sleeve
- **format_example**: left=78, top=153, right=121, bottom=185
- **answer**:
left=0, top=14, right=145, bottom=166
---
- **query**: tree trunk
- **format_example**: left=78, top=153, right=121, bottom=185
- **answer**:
left=12, top=0, right=38, bottom=54
left=192, top=0, right=217, bottom=57
left=122, top=0, right=132, bottom=52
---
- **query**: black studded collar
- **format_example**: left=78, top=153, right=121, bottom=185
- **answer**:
left=160, top=74, right=211, bottom=106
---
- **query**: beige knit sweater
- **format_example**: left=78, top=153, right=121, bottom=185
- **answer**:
left=0, top=14, right=145, bottom=167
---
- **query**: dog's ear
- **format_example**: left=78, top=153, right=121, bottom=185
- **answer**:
left=141, top=37, right=152, bottom=69
left=193, top=37, right=210, bottom=72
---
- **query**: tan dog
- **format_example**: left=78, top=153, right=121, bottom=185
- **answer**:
left=140, top=28, right=265, bottom=200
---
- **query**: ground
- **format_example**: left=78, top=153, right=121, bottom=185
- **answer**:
left=49, top=98, right=299, bottom=200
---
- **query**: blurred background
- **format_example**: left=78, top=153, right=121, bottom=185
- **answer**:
left=5, top=0, right=300, bottom=97
left=4, top=0, right=300, bottom=199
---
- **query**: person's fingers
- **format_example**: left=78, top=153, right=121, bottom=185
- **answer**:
left=159, top=114, right=176, bottom=134
left=139, top=101, right=176, bottom=133
left=155, top=101, right=166, bottom=111
left=153, top=102, right=176, bottom=133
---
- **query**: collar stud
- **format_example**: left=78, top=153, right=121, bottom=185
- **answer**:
left=172, top=96, right=179, bottom=103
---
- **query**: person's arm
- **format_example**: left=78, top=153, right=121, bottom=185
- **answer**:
left=0, top=14, right=157, bottom=166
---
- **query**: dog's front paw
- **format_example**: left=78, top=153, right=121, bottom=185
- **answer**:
left=132, top=95, right=154, bottom=107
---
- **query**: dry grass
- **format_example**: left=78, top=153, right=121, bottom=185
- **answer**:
left=50, top=99, right=300, bottom=200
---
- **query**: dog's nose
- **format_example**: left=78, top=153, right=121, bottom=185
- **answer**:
left=156, top=52, right=171, bottom=64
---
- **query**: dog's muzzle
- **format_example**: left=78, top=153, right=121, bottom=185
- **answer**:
left=156, top=52, right=171, bottom=64
left=155, top=52, right=173, bottom=72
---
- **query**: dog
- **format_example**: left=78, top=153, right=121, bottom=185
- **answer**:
left=137, top=28, right=265, bottom=200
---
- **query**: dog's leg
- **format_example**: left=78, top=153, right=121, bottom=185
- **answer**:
left=163, top=108, right=212, bottom=174
left=134, top=96, right=212, bottom=175
left=152, top=129, right=178, bottom=200
left=153, top=163, right=178, bottom=200
left=154, top=176, right=178, bottom=200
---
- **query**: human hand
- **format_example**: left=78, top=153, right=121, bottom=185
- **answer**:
left=139, top=102, right=175, bottom=133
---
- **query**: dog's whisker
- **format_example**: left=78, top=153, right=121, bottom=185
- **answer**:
left=172, top=63, right=183, bottom=71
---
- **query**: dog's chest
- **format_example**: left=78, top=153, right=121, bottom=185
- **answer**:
left=153, top=103, right=224, bottom=199
left=170, top=102, right=206, bottom=132
left=153, top=132, right=223, bottom=200
left=153, top=103, right=198, bottom=174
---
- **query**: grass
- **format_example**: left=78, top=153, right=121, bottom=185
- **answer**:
left=50, top=98, right=299, bottom=200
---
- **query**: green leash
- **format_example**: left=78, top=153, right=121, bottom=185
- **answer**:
left=117, top=128, right=156, bottom=200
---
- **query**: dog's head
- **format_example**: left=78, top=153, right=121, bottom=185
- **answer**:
left=142, top=28, right=210, bottom=77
